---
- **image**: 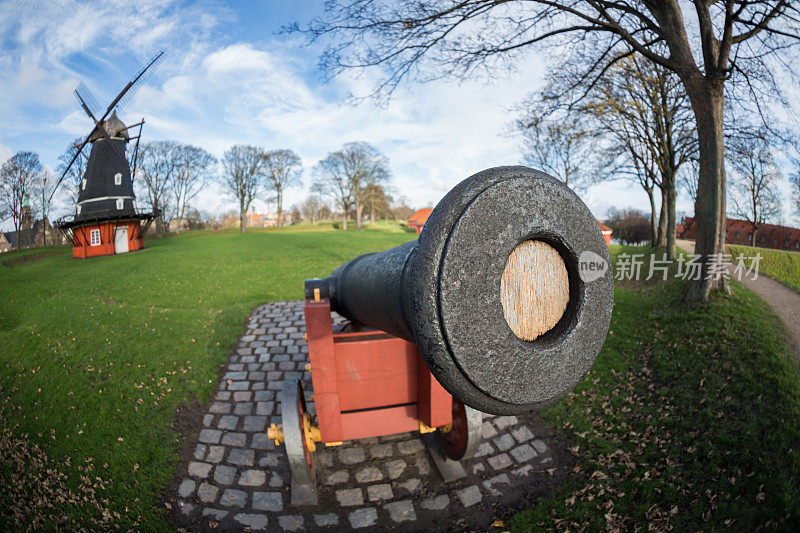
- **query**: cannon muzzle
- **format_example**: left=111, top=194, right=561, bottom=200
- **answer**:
left=305, top=166, right=613, bottom=415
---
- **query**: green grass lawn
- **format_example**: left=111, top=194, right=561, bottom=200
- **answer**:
left=729, top=244, right=800, bottom=293
left=511, top=246, right=800, bottom=531
left=0, top=226, right=416, bottom=529
left=3, top=233, right=799, bottom=530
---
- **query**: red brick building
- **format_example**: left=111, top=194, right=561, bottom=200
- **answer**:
left=407, top=208, right=433, bottom=233
left=679, top=216, right=800, bottom=251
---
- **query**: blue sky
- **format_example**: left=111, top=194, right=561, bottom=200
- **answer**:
left=1, top=0, right=795, bottom=231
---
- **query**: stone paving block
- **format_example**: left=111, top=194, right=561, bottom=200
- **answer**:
left=314, top=513, right=339, bottom=526
left=233, top=391, right=252, bottom=402
left=236, top=469, right=265, bottom=487
left=397, top=478, right=421, bottom=495
left=420, top=495, right=449, bottom=511
left=227, top=447, right=255, bottom=466
left=202, top=507, right=228, bottom=520
left=367, top=483, right=393, bottom=501
left=510, top=444, right=537, bottom=463
left=234, top=512, right=268, bottom=531
left=220, top=488, right=247, bottom=508
left=198, top=429, right=221, bottom=444
left=256, top=401, right=275, bottom=416
left=414, top=456, right=431, bottom=475
left=487, top=453, right=513, bottom=471
left=482, top=473, right=511, bottom=496
left=531, top=439, right=549, bottom=454
left=221, top=432, right=247, bottom=447
left=193, top=444, right=207, bottom=460
left=224, top=371, right=247, bottom=380
left=355, top=466, right=383, bottom=483
left=493, top=415, right=518, bottom=430
left=397, top=439, right=424, bottom=454
left=385, top=500, right=416, bottom=523
left=385, top=459, right=406, bottom=479
left=188, top=462, right=212, bottom=478
left=254, top=390, right=274, bottom=401
left=203, top=414, right=214, bottom=427
left=325, top=470, right=349, bottom=485
left=511, top=425, right=534, bottom=442
left=248, top=371, right=265, bottom=381
left=268, top=472, right=283, bottom=488
left=472, top=462, right=486, bottom=475
left=513, top=464, right=534, bottom=477
left=213, top=465, right=236, bottom=485
left=278, top=515, right=304, bottom=531
left=251, top=433, right=272, bottom=450
left=259, top=452, right=280, bottom=468
left=206, top=445, right=225, bottom=463
left=336, top=488, right=364, bottom=506
left=217, top=415, right=239, bottom=430
left=215, top=391, right=232, bottom=400
left=492, top=433, right=515, bottom=452
left=348, top=507, right=378, bottom=529
left=252, top=492, right=283, bottom=512
left=234, top=402, right=254, bottom=415
left=209, top=402, right=231, bottom=414
left=316, top=451, right=333, bottom=467
left=243, top=415, right=267, bottom=432
left=197, top=482, right=218, bottom=504
left=481, top=421, right=498, bottom=439
left=474, top=441, right=494, bottom=457
left=456, top=485, right=482, bottom=507
left=178, top=478, right=196, bottom=498
left=340, top=447, right=366, bottom=465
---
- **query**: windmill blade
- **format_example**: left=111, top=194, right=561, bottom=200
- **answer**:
left=48, top=132, right=93, bottom=203
left=108, top=50, right=165, bottom=114
left=74, top=82, right=101, bottom=120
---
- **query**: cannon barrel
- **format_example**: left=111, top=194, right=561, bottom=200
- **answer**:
left=305, top=166, right=614, bottom=415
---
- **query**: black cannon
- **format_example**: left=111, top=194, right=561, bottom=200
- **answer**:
left=305, top=166, right=613, bottom=415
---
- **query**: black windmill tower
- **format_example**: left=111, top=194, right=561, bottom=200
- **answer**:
left=55, top=52, right=164, bottom=258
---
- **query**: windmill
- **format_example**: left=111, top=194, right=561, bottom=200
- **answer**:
left=55, top=51, right=164, bottom=259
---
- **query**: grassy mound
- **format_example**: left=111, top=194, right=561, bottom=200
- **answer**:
left=729, top=245, right=800, bottom=293
left=0, top=227, right=415, bottom=529
left=511, top=247, right=800, bottom=531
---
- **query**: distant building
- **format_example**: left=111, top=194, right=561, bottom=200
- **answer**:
left=679, top=216, right=800, bottom=251
left=248, top=211, right=279, bottom=228
left=407, top=208, right=433, bottom=234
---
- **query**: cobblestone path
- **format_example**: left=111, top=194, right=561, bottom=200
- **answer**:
left=169, top=301, right=571, bottom=531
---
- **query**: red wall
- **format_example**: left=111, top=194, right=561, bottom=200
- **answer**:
left=72, top=220, right=143, bottom=259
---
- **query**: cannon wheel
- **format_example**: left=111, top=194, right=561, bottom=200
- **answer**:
left=280, top=380, right=317, bottom=505
left=435, top=398, right=482, bottom=461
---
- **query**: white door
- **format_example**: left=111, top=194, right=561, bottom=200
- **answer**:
left=114, top=227, right=129, bottom=254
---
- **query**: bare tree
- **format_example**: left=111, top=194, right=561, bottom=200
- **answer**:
left=314, top=142, right=390, bottom=230
left=55, top=137, right=87, bottom=203
left=515, top=110, right=592, bottom=191
left=0, top=152, right=41, bottom=250
left=299, top=194, right=327, bottom=225
left=221, top=145, right=268, bottom=234
left=296, top=1, right=800, bottom=303
left=263, top=149, right=303, bottom=227
left=727, top=129, right=782, bottom=246
left=171, top=144, right=216, bottom=233
left=32, top=167, right=57, bottom=246
left=138, top=141, right=180, bottom=234
left=364, top=183, right=392, bottom=223
left=680, top=158, right=700, bottom=205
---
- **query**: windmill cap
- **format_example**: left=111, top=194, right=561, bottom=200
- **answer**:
left=90, top=110, right=129, bottom=142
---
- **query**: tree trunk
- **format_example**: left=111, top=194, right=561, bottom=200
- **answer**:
left=656, top=187, right=668, bottom=249
left=240, top=204, right=247, bottom=234
left=751, top=227, right=757, bottom=247
left=356, top=202, right=363, bottom=230
left=683, top=82, right=729, bottom=303
left=277, top=189, right=283, bottom=228
left=665, top=180, right=677, bottom=260
left=342, top=210, right=347, bottom=231
left=647, top=188, right=658, bottom=247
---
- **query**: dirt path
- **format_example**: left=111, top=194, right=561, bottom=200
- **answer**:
left=677, top=239, right=800, bottom=362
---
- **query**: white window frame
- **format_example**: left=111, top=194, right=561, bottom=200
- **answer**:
left=90, top=229, right=101, bottom=246
left=116, top=198, right=124, bottom=210
left=114, top=173, right=122, bottom=185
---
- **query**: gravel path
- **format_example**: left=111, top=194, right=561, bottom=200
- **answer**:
left=677, top=240, right=800, bottom=362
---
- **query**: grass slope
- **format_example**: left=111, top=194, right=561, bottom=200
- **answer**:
left=511, top=246, right=800, bottom=531
left=729, top=244, right=800, bottom=293
left=0, top=226, right=415, bottom=529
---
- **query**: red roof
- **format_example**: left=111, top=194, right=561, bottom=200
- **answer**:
left=408, top=208, right=433, bottom=226
left=597, top=220, right=613, bottom=233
